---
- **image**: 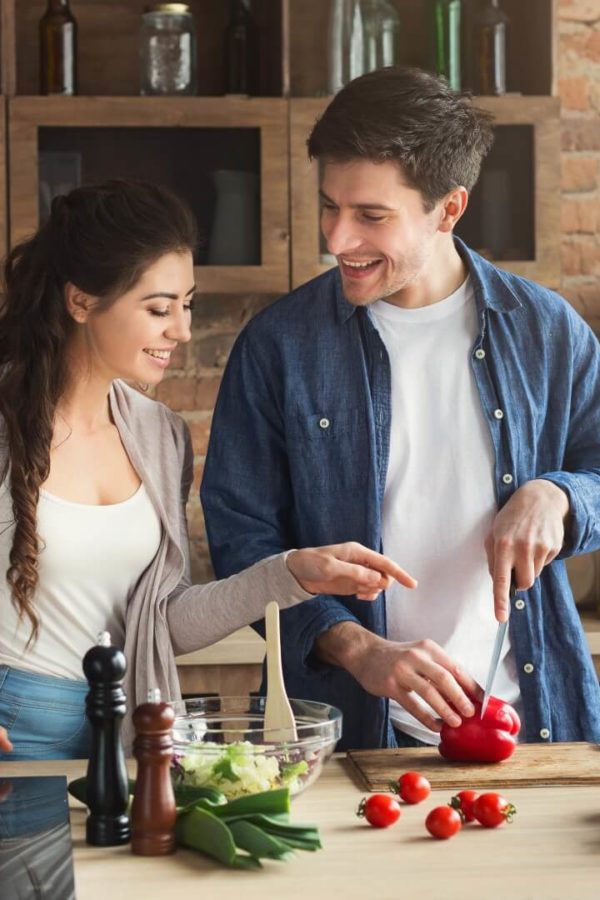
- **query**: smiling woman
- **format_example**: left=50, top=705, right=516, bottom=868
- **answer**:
left=0, top=180, right=415, bottom=760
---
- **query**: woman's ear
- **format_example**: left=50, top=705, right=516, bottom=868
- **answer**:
left=64, top=282, right=93, bottom=324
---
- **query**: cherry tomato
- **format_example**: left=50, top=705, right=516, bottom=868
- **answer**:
left=450, top=789, right=479, bottom=823
left=394, top=771, right=431, bottom=805
left=472, top=792, right=517, bottom=828
left=357, top=794, right=402, bottom=828
left=425, top=806, right=462, bottom=839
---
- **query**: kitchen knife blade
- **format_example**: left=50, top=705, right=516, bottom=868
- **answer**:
left=480, top=583, right=515, bottom=718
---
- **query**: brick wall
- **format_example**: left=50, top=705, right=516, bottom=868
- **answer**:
left=558, top=0, right=600, bottom=331
left=160, top=1, right=600, bottom=581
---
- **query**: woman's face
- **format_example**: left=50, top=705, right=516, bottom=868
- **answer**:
left=72, top=250, right=195, bottom=386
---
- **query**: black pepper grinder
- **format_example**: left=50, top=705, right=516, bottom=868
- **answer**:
left=82, top=631, right=131, bottom=846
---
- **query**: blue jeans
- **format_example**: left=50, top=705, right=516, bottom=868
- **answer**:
left=0, top=666, right=90, bottom=760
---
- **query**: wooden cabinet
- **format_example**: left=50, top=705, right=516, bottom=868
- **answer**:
left=1, top=0, right=561, bottom=292
left=8, top=96, right=289, bottom=292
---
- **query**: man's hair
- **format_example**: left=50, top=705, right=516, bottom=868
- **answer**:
left=307, top=66, right=495, bottom=211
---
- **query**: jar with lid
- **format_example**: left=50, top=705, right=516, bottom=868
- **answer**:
left=362, top=0, right=401, bottom=73
left=140, top=3, right=197, bottom=96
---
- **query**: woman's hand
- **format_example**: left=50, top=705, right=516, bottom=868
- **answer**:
left=286, top=541, right=417, bottom=600
left=0, top=727, right=13, bottom=753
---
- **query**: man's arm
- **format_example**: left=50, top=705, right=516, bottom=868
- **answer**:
left=487, top=309, right=600, bottom=620
left=201, top=327, right=365, bottom=674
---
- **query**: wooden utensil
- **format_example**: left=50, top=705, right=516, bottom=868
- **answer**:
left=347, top=742, right=600, bottom=791
left=264, top=601, right=298, bottom=742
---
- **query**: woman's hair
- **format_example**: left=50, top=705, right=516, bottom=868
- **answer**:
left=0, top=179, right=198, bottom=643
left=307, top=66, right=495, bottom=212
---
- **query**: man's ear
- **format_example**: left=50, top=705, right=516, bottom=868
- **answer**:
left=438, top=187, right=469, bottom=233
left=64, top=282, right=94, bottom=324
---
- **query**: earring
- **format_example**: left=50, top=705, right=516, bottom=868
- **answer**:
left=135, top=383, right=150, bottom=393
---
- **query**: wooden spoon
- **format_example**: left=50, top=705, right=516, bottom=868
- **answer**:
left=264, top=601, right=298, bottom=742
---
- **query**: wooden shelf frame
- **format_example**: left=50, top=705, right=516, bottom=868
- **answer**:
left=8, top=95, right=290, bottom=293
left=290, top=95, right=561, bottom=290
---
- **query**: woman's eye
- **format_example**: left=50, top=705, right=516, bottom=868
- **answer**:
left=150, top=309, right=169, bottom=317
left=184, top=300, right=195, bottom=313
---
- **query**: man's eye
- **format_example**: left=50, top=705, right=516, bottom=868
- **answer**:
left=362, top=213, right=386, bottom=222
left=150, top=309, right=169, bottom=317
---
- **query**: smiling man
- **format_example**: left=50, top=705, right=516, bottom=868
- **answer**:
left=201, top=67, right=600, bottom=751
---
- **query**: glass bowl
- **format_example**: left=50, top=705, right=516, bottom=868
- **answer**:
left=170, top=695, right=342, bottom=799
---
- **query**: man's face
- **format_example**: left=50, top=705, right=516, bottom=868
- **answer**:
left=320, top=159, right=443, bottom=307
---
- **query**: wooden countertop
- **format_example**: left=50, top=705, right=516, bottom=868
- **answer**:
left=3, top=754, right=600, bottom=899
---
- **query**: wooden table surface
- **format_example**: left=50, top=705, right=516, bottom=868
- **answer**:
left=2, top=754, right=600, bottom=900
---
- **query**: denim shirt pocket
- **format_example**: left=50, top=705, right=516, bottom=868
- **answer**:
left=291, top=407, right=361, bottom=441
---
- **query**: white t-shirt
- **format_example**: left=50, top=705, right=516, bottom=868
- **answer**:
left=370, top=278, right=521, bottom=744
left=0, top=482, right=162, bottom=680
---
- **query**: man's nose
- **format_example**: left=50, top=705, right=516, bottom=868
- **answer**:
left=323, top=214, right=363, bottom=257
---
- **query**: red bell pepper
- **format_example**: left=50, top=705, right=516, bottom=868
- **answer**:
left=438, top=696, right=521, bottom=763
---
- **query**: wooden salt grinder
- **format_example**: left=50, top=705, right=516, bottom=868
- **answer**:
left=131, top=689, right=177, bottom=856
left=83, top=631, right=130, bottom=846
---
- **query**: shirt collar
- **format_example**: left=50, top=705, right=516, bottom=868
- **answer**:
left=333, top=237, right=523, bottom=324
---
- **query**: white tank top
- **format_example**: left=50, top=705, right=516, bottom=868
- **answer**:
left=0, top=482, right=162, bottom=680
left=371, top=278, right=521, bottom=744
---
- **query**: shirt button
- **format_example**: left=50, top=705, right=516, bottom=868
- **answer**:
left=319, top=418, right=330, bottom=429
left=493, top=409, right=504, bottom=420
left=515, top=598, right=525, bottom=610
left=502, top=473, right=514, bottom=485
left=523, top=662, right=534, bottom=674
left=475, top=348, right=486, bottom=360
left=540, top=728, right=550, bottom=740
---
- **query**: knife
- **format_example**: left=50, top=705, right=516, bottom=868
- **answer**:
left=480, top=581, right=516, bottom=718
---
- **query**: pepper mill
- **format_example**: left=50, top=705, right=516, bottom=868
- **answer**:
left=82, top=631, right=131, bottom=846
left=131, top=689, right=177, bottom=856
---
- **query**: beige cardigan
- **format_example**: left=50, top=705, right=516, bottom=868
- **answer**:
left=0, top=380, right=312, bottom=747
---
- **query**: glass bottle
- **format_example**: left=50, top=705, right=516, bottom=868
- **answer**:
left=39, top=0, right=77, bottom=95
left=362, top=0, right=401, bottom=73
left=430, top=0, right=462, bottom=91
left=473, top=0, right=509, bottom=95
left=224, top=0, right=259, bottom=96
left=327, top=0, right=365, bottom=95
left=140, top=3, right=197, bottom=96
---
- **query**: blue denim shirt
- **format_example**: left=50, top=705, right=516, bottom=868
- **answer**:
left=202, top=239, right=600, bottom=750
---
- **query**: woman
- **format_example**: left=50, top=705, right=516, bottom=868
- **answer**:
left=0, top=180, right=414, bottom=760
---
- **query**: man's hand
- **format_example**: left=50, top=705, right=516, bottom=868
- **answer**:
left=315, top=622, right=479, bottom=731
left=0, top=727, right=13, bottom=754
left=286, top=542, right=417, bottom=600
left=485, top=479, right=570, bottom=622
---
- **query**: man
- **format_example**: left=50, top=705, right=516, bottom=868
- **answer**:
left=201, top=67, right=600, bottom=750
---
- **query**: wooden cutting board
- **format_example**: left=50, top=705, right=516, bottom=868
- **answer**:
left=346, top=742, right=600, bottom=791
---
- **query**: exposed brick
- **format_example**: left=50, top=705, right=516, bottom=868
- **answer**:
left=193, top=294, right=276, bottom=328
left=192, top=460, right=205, bottom=495
left=188, top=418, right=212, bottom=456
left=562, top=240, right=583, bottom=276
left=169, top=343, right=187, bottom=370
left=561, top=119, right=600, bottom=151
left=561, top=27, right=600, bottom=62
left=194, top=376, right=222, bottom=409
left=580, top=237, right=600, bottom=275
left=559, top=1, right=600, bottom=23
left=154, top=376, right=197, bottom=411
left=562, top=196, right=599, bottom=233
left=559, top=76, right=590, bottom=111
left=561, top=156, right=598, bottom=192
left=562, top=282, right=600, bottom=315
left=193, top=332, right=238, bottom=369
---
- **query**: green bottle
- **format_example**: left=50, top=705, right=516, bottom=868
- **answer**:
left=430, top=0, right=462, bottom=91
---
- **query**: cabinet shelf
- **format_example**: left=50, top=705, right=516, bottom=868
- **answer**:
left=8, top=96, right=289, bottom=293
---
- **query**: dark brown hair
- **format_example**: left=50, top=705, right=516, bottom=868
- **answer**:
left=307, top=66, right=495, bottom=211
left=0, top=180, right=198, bottom=644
